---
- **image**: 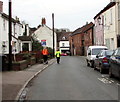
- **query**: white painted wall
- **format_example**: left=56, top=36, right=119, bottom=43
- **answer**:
left=0, top=13, right=23, bottom=54
left=104, top=5, right=117, bottom=50
left=59, top=41, right=69, bottom=47
left=34, top=25, right=57, bottom=50
left=0, top=13, right=2, bottom=54
left=118, top=2, right=120, bottom=35
left=59, top=41, right=70, bottom=52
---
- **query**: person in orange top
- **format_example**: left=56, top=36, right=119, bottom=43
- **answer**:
left=42, top=47, right=49, bottom=64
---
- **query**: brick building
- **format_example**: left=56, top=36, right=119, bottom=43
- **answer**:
left=70, top=22, right=94, bottom=56
left=55, top=29, right=71, bottom=54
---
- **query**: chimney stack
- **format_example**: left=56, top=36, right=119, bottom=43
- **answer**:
left=41, top=18, right=46, bottom=26
left=0, top=1, right=3, bottom=12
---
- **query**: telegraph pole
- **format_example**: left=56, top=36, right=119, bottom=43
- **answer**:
left=52, top=13, right=55, bottom=57
left=8, top=0, right=12, bottom=70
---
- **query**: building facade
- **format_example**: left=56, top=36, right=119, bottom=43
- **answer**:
left=94, top=1, right=120, bottom=50
left=70, top=22, right=94, bottom=56
left=0, top=12, right=23, bottom=54
left=33, top=18, right=57, bottom=50
left=0, top=1, right=32, bottom=54
left=56, top=31, right=71, bottom=54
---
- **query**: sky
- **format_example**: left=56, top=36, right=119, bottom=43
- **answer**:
left=1, top=0, right=110, bottom=31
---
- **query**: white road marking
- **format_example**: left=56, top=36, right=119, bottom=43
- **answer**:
left=98, top=78, right=114, bottom=84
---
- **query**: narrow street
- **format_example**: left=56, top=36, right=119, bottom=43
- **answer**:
left=26, top=56, right=118, bottom=100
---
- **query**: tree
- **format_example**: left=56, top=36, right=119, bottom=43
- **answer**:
left=32, top=40, right=43, bottom=51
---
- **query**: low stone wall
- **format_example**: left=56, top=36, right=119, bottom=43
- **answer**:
left=30, top=57, right=36, bottom=65
left=12, top=60, right=28, bottom=71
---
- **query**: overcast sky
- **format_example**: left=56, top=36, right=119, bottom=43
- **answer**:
left=1, top=0, right=110, bottom=31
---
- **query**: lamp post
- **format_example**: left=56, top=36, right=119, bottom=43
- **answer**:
left=8, top=0, right=12, bottom=70
left=52, top=13, right=55, bottom=57
left=97, top=16, right=105, bottom=46
left=97, top=16, right=103, bottom=25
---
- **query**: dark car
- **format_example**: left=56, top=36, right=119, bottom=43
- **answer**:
left=109, top=47, right=120, bottom=78
left=94, top=50, right=114, bottom=73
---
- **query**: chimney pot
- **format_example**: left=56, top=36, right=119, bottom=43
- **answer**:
left=41, top=18, right=46, bottom=26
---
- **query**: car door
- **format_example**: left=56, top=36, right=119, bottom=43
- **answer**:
left=98, top=51, right=105, bottom=69
left=95, top=52, right=102, bottom=69
left=111, top=50, right=119, bottom=77
left=95, top=53, right=100, bottom=68
left=115, top=49, right=120, bottom=77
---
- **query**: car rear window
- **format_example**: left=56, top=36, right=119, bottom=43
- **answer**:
left=92, top=48, right=107, bottom=55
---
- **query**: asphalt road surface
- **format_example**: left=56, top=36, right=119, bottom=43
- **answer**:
left=26, top=56, right=119, bottom=101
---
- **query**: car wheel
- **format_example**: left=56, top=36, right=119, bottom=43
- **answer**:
left=109, top=68, right=113, bottom=78
left=91, top=61, right=94, bottom=68
left=87, top=60, right=90, bottom=66
left=100, top=67, right=104, bottom=74
left=94, top=64, right=97, bottom=70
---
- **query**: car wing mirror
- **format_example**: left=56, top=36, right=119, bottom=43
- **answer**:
left=88, top=52, right=91, bottom=55
left=96, top=55, right=99, bottom=58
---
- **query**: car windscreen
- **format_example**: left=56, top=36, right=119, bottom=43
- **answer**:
left=116, top=49, right=120, bottom=56
left=106, top=51, right=113, bottom=56
left=92, top=48, right=107, bottom=55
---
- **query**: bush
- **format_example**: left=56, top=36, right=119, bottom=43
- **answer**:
left=47, top=47, right=53, bottom=59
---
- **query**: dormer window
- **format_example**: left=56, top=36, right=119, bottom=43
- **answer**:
left=62, top=36, right=66, bottom=40
left=62, top=43, right=65, bottom=47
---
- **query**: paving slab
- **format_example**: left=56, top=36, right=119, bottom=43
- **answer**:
left=1, top=59, right=55, bottom=101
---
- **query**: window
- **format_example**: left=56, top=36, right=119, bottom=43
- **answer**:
left=105, top=39, right=110, bottom=49
left=92, top=48, right=107, bottom=55
left=115, top=49, right=120, bottom=56
left=14, top=23, right=16, bottom=36
left=90, top=32, right=92, bottom=39
left=118, top=4, right=120, bottom=20
left=104, top=14, right=106, bottom=26
left=62, top=36, right=66, bottom=40
left=62, top=43, right=65, bottom=47
left=3, top=19, right=6, bottom=30
left=110, top=9, right=112, bottom=24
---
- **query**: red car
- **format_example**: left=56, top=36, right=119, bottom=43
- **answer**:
left=61, top=53, right=67, bottom=56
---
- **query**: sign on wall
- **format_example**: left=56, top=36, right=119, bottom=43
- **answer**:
left=41, top=40, right=46, bottom=46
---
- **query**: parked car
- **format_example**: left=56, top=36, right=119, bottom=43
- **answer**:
left=86, top=46, right=108, bottom=68
left=109, top=47, right=120, bottom=78
left=61, top=53, right=67, bottom=56
left=94, top=50, right=114, bottom=73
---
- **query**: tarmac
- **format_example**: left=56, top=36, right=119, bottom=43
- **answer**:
left=1, top=58, right=56, bottom=101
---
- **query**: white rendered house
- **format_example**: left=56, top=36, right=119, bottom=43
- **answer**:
left=0, top=12, right=23, bottom=54
left=33, top=18, right=57, bottom=50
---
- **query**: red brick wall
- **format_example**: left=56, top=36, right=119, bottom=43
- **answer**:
left=72, top=34, right=83, bottom=55
left=84, top=29, right=94, bottom=55
left=70, top=27, right=94, bottom=56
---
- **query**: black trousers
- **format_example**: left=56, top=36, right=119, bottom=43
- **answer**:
left=43, top=55, right=48, bottom=63
left=56, top=57, right=60, bottom=64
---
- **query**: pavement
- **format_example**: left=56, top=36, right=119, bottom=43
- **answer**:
left=1, top=58, right=56, bottom=101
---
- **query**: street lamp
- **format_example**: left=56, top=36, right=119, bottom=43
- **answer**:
left=8, top=0, right=12, bottom=70
left=97, top=16, right=103, bottom=25
left=97, top=16, right=110, bottom=28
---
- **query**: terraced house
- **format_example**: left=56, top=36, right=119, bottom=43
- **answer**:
left=69, top=22, right=94, bottom=56
left=0, top=1, right=32, bottom=54
left=0, top=1, right=22, bottom=54
left=94, top=0, right=120, bottom=50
